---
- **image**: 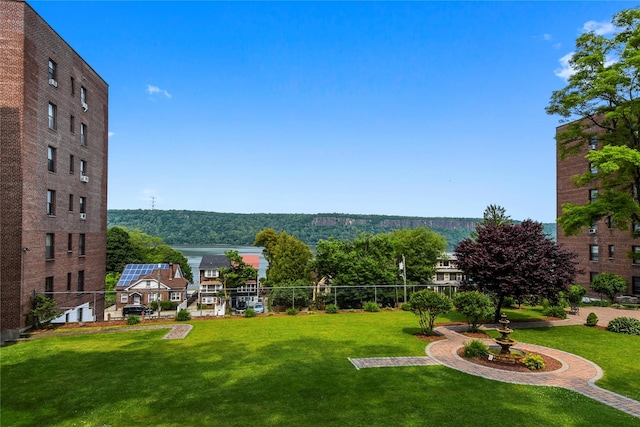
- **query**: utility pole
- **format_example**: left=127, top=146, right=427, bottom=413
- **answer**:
left=401, top=255, right=407, bottom=303
left=157, top=263, right=162, bottom=319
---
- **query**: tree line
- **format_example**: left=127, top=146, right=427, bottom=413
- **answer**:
left=107, top=209, right=556, bottom=249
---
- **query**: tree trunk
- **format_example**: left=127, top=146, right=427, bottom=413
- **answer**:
left=493, top=294, right=505, bottom=322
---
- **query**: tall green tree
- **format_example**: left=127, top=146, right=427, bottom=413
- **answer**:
left=106, top=226, right=142, bottom=274
left=390, top=227, right=447, bottom=284
left=546, top=8, right=640, bottom=235
left=219, top=250, right=257, bottom=315
left=254, top=229, right=313, bottom=286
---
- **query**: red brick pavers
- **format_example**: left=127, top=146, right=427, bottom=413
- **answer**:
left=426, top=324, right=640, bottom=419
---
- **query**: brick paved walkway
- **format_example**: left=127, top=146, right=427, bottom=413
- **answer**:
left=350, top=307, right=640, bottom=419
left=349, top=356, right=438, bottom=370
left=426, top=326, right=640, bottom=419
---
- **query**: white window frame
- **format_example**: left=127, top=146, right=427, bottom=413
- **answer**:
left=121, top=294, right=128, bottom=303
left=171, top=292, right=181, bottom=302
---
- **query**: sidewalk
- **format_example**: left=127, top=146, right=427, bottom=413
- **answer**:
left=426, top=324, right=640, bottom=419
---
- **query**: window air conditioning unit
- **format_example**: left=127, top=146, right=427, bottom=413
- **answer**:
left=49, top=79, right=58, bottom=87
left=588, top=228, right=597, bottom=235
left=81, top=102, right=88, bottom=112
left=79, top=213, right=87, bottom=220
left=80, top=175, right=89, bottom=183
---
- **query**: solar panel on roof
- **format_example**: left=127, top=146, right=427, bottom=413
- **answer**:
left=116, top=263, right=169, bottom=288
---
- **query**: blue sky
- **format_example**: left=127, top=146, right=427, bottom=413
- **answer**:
left=30, top=1, right=634, bottom=222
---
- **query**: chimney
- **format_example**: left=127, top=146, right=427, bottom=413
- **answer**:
left=169, top=262, right=174, bottom=280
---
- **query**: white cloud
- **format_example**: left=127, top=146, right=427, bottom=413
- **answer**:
left=108, top=131, right=115, bottom=138
left=542, top=33, right=552, bottom=41
left=554, top=52, right=575, bottom=79
left=146, top=84, right=172, bottom=99
left=583, top=20, right=615, bottom=36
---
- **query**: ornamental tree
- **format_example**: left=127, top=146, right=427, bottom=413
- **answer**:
left=455, top=216, right=580, bottom=321
left=546, top=8, right=640, bottom=235
left=409, top=290, right=452, bottom=336
left=453, top=291, right=494, bottom=333
left=590, top=273, right=628, bottom=303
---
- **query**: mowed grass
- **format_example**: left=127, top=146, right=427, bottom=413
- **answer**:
left=1, top=311, right=639, bottom=427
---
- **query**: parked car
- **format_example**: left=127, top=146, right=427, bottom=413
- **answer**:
left=254, top=302, right=265, bottom=314
left=122, top=304, right=154, bottom=317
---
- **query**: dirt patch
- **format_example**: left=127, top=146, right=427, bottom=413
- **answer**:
left=456, top=348, right=562, bottom=373
left=415, top=333, right=447, bottom=343
left=461, top=331, right=491, bottom=339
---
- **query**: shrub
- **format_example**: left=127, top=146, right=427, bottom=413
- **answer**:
left=401, top=303, right=412, bottom=311
left=453, top=291, right=494, bottom=333
left=244, top=308, right=256, bottom=318
left=363, top=301, right=380, bottom=312
left=325, top=304, right=339, bottom=314
left=502, top=297, right=516, bottom=308
left=409, top=290, right=452, bottom=336
left=523, top=354, right=545, bottom=370
left=607, top=317, right=640, bottom=335
left=127, top=315, right=140, bottom=325
left=175, top=309, right=191, bottom=321
left=586, top=312, right=598, bottom=327
left=567, top=285, right=586, bottom=307
left=543, top=305, right=567, bottom=319
left=462, top=339, right=489, bottom=358
left=591, top=300, right=611, bottom=307
left=285, top=308, right=299, bottom=316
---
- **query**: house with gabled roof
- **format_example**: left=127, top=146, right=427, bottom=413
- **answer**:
left=198, top=254, right=261, bottom=315
left=198, top=255, right=230, bottom=316
left=115, top=263, right=188, bottom=311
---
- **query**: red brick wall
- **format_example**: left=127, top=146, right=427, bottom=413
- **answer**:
left=1, top=0, right=108, bottom=332
left=556, top=122, right=640, bottom=296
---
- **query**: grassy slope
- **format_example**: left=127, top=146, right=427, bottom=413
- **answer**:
left=1, top=312, right=638, bottom=427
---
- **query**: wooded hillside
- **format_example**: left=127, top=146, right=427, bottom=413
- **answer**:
left=107, top=210, right=556, bottom=250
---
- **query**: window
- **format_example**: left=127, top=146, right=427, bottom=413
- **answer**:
left=440, top=260, right=450, bottom=267
left=589, top=137, right=598, bottom=150
left=70, top=115, right=75, bottom=133
left=69, top=154, right=74, bottom=174
left=48, top=59, right=57, bottom=85
left=80, top=123, right=87, bottom=146
left=608, top=245, right=615, bottom=258
left=45, top=233, right=55, bottom=259
left=589, top=189, right=598, bottom=202
left=607, top=216, right=614, bottom=229
left=79, top=196, right=86, bottom=214
left=77, top=270, right=85, bottom=292
left=45, top=276, right=54, bottom=297
left=67, top=233, right=73, bottom=252
left=47, top=146, right=56, bottom=172
left=80, top=86, right=87, bottom=110
left=171, top=292, right=181, bottom=301
left=48, top=103, right=57, bottom=130
left=589, top=272, right=599, bottom=284
left=589, top=245, right=599, bottom=262
left=68, top=194, right=73, bottom=212
left=149, top=293, right=159, bottom=303
left=121, top=294, right=129, bottom=303
left=80, top=159, right=87, bottom=176
left=590, top=162, right=598, bottom=174
left=79, top=234, right=86, bottom=256
left=67, top=272, right=72, bottom=291
left=204, top=269, right=219, bottom=278
left=634, top=277, right=640, bottom=295
left=633, top=246, right=640, bottom=265
left=46, top=190, right=56, bottom=215
left=70, top=77, right=75, bottom=96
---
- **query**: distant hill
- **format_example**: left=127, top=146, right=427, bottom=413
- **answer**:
left=107, top=209, right=557, bottom=250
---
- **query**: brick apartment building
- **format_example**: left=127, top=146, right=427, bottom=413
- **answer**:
left=1, top=0, right=108, bottom=342
left=556, top=124, right=640, bottom=297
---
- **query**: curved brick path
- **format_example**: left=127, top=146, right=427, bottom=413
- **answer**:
left=426, top=323, right=640, bottom=419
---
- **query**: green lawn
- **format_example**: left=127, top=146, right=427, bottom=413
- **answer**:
left=1, top=311, right=639, bottom=427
